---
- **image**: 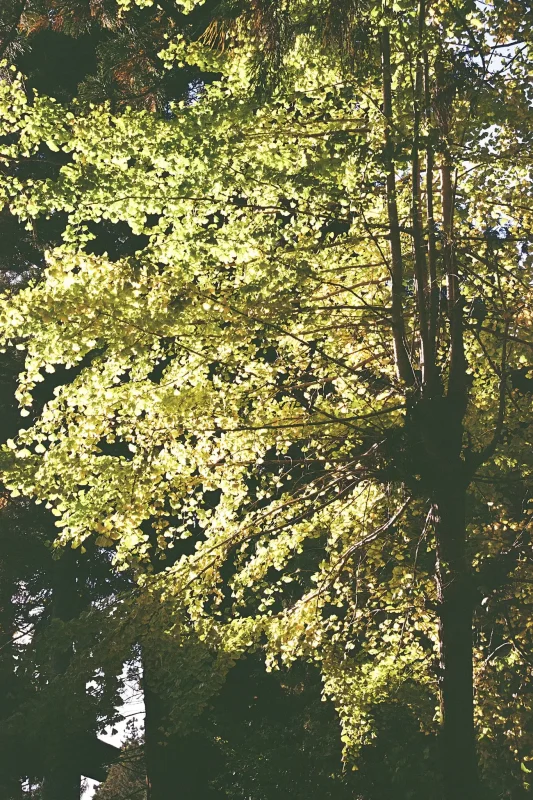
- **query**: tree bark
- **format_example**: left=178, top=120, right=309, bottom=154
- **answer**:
left=433, top=475, right=480, bottom=800
left=429, top=56, right=477, bottom=795
left=142, top=666, right=166, bottom=800
left=411, top=0, right=430, bottom=383
left=423, top=52, right=439, bottom=373
left=381, top=21, right=414, bottom=387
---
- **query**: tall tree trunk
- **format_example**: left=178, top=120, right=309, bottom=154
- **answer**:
left=142, top=662, right=170, bottom=800
left=430, top=53, right=476, bottom=797
left=381, top=19, right=414, bottom=387
left=424, top=50, right=439, bottom=389
left=143, top=653, right=224, bottom=800
left=411, top=0, right=430, bottom=382
left=433, top=476, right=480, bottom=800
left=142, top=534, right=225, bottom=799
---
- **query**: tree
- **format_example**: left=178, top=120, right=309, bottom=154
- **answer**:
left=93, top=722, right=146, bottom=800
left=92, top=658, right=369, bottom=800
left=2, top=0, right=224, bottom=111
left=0, top=514, right=131, bottom=797
left=0, top=1, right=532, bottom=798
left=0, top=251, right=130, bottom=797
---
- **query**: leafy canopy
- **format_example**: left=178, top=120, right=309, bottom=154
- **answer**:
left=0, top=0, right=532, bottom=784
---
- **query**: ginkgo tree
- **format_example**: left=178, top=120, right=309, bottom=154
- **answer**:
left=0, top=0, right=532, bottom=798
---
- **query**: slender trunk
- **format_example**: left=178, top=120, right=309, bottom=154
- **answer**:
left=381, top=21, right=414, bottom=386
left=424, top=51, right=439, bottom=383
left=441, top=162, right=466, bottom=408
left=441, top=163, right=455, bottom=310
left=434, top=478, right=480, bottom=799
left=412, top=0, right=430, bottom=384
left=435, top=62, right=467, bottom=408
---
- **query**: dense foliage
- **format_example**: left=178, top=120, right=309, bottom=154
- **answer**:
left=0, top=1, right=532, bottom=798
